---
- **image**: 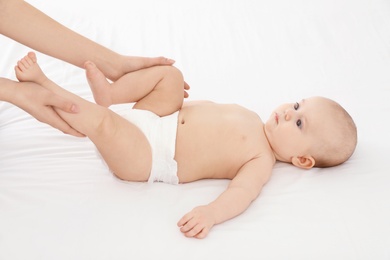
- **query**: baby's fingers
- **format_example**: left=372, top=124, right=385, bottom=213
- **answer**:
left=178, top=217, right=208, bottom=238
left=177, top=211, right=193, bottom=228
left=194, top=227, right=209, bottom=239
left=179, top=218, right=197, bottom=233
left=183, top=224, right=205, bottom=238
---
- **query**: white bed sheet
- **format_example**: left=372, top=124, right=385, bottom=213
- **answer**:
left=1, top=0, right=390, bottom=259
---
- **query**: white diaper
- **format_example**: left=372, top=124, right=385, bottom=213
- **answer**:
left=120, top=109, right=179, bottom=185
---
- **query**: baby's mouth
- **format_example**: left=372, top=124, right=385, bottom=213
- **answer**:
left=275, top=113, right=279, bottom=124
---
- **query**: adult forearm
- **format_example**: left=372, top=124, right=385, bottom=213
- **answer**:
left=0, top=78, right=17, bottom=103
left=0, top=0, right=121, bottom=79
left=0, top=76, right=83, bottom=137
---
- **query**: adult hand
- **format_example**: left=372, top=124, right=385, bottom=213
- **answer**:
left=10, top=81, right=84, bottom=137
left=184, top=81, right=190, bottom=98
left=123, top=56, right=176, bottom=74
left=119, top=56, right=191, bottom=98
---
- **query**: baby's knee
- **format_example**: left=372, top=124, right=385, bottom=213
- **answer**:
left=162, top=66, right=184, bottom=88
left=161, top=66, right=185, bottom=107
left=168, top=66, right=185, bottom=89
left=169, top=66, right=184, bottom=82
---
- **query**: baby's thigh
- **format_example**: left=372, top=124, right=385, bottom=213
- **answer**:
left=92, top=111, right=152, bottom=182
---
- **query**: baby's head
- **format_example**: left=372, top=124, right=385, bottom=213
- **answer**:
left=264, top=96, right=357, bottom=168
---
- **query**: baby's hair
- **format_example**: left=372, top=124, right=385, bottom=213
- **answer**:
left=312, top=98, right=357, bottom=168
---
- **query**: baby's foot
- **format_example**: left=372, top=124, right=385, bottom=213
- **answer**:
left=85, top=61, right=112, bottom=107
left=14, top=52, right=48, bottom=85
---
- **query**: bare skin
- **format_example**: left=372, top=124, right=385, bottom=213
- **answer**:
left=14, top=52, right=275, bottom=239
left=0, top=0, right=189, bottom=136
left=11, top=50, right=358, bottom=239
left=0, top=0, right=175, bottom=81
left=0, top=76, right=84, bottom=136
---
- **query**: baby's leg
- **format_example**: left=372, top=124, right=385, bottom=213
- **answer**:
left=86, top=62, right=184, bottom=117
left=15, top=52, right=153, bottom=181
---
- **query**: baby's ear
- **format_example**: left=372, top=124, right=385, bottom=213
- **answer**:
left=292, top=156, right=315, bottom=169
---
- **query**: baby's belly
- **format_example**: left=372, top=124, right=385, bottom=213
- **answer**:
left=174, top=113, right=245, bottom=183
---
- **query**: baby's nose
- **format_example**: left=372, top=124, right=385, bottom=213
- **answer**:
left=284, top=109, right=295, bottom=121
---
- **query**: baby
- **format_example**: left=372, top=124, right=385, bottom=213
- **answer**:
left=12, top=52, right=357, bottom=239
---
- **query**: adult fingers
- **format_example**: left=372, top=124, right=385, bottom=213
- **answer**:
left=153, top=56, right=175, bottom=66
left=184, top=82, right=190, bottom=98
left=42, top=107, right=85, bottom=137
left=44, top=94, right=84, bottom=137
left=140, top=56, right=175, bottom=68
left=47, top=93, right=79, bottom=114
left=184, top=82, right=190, bottom=90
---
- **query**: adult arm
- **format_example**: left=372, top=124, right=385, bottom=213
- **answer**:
left=0, top=0, right=175, bottom=81
left=0, top=0, right=185, bottom=135
left=0, top=77, right=84, bottom=137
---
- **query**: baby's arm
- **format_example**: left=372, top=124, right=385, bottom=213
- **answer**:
left=177, top=156, right=273, bottom=239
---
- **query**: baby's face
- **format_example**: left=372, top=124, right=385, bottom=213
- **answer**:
left=264, top=97, right=336, bottom=166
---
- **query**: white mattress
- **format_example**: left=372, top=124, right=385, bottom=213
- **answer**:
left=1, top=0, right=390, bottom=259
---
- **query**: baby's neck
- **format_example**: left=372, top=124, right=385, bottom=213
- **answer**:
left=263, top=126, right=286, bottom=163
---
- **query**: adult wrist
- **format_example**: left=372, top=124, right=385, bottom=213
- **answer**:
left=0, top=78, right=18, bottom=103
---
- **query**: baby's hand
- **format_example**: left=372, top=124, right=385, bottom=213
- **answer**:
left=177, top=205, right=216, bottom=239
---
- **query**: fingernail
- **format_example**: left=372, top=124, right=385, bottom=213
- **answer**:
left=84, top=61, right=94, bottom=69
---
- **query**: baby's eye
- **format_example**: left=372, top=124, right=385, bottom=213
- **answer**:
left=294, top=102, right=300, bottom=110
left=296, top=119, right=302, bottom=128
